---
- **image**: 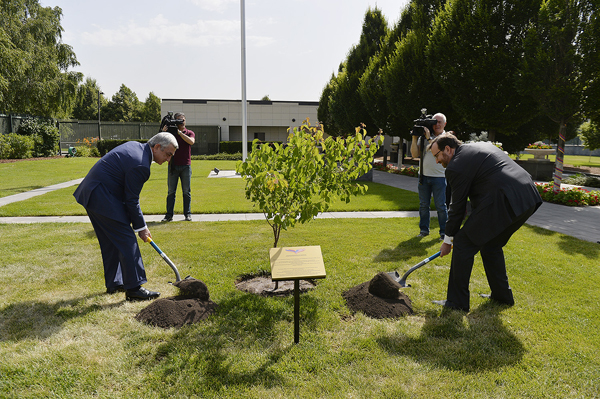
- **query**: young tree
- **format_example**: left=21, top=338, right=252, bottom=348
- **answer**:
left=237, top=120, right=383, bottom=248
left=0, top=0, right=82, bottom=118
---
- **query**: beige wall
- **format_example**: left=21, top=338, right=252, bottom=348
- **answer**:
left=161, top=99, right=318, bottom=142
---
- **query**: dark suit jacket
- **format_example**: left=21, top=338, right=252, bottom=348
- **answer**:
left=445, top=142, right=542, bottom=246
left=74, top=141, right=152, bottom=230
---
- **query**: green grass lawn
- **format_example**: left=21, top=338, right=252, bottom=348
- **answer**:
left=0, top=159, right=420, bottom=217
left=0, top=219, right=598, bottom=398
left=515, top=153, right=600, bottom=168
left=0, top=157, right=98, bottom=198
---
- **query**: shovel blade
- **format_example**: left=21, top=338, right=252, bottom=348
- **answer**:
left=386, top=271, right=410, bottom=288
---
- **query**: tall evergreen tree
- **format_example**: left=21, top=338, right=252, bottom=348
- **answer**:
left=319, top=7, right=388, bottom=136
left=382, top=0, right=455, bottom=141
left=427, top=0, right=542, bottom=140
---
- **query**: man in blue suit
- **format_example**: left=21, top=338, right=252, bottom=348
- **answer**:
left=74, top=133, right=178, bottom=301
left=429, top=133, right=542, bottom=312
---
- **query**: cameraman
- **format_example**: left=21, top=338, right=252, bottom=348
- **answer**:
left=410, top=112, right=448, bottom=239
left=161, top=113, right=196, bottom=222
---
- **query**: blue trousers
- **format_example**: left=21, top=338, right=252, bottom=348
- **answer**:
left=166, top=164, right=192, bottom=217
left=418, top=176, right=448, bottom=236
left=86, top=210, right=147, bottom=290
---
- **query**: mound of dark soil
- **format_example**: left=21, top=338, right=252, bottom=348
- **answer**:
left=235, top=274, right=316, bottom=297
left=135, top=277, right=216, bottom=328
left=343, top=272, right=413, bottom=318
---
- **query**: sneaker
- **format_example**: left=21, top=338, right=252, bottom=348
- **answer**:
left=184, top=214, right=192, bottom=221
left=161, top=215, right=173, bottom=222
left=417, top=232, right=429, bottom=238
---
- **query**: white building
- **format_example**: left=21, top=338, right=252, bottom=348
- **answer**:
left=161, top=99, right=319, bottom=143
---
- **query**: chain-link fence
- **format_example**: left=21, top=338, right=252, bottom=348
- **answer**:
left=57, top=120, right=221, bottom=155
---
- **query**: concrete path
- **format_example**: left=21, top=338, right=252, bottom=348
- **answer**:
left=0, top=171, right=598, bottom=244
left=0, top=178, right=83, bottom=207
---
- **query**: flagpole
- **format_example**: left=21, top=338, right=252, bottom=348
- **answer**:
left=240, top=0, right=248, bottom=161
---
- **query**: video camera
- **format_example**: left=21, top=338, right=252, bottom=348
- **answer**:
left=411, top=108, right=438, bottom=137
left=160, top=111, right=185, bottom=132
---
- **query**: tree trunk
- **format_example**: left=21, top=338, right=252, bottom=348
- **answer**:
left=552, top=122, right=567, bottom=194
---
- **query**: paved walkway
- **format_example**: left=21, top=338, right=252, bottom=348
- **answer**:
left=0, top=171, right=598, bottom=243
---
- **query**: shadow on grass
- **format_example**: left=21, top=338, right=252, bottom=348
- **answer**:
left=524, top=224, right=600, bottom=258
left=146, top=291, right=320, bottom=392
left=377, top=302, right=525, bottom=372
left=374, top=233, right=441, bottom=263
left=0, top=295, right=123, bottom=341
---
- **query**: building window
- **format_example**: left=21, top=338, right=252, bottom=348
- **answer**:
left=254, top=132, right=265, bottom=141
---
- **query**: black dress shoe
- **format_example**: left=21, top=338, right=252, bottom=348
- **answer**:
left=161, top=215, right=173, bottom=222
left=432, top=299, right=469, bottom=312
left=126, top=287, right=160, bottom=301
left=106, top=285, right=125, bottom=294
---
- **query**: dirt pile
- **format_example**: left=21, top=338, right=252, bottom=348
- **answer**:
left=135, top=278, right=217, bottom=328
left=343, top=272, right=413, bottom=318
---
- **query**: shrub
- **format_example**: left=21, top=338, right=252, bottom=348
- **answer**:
left=0, top=133, right=34, bottom=159
left=562, top=173, right=600, bottom=188
left=535, top=182, right=600, bottom=206
left=192, top=152, right=243, bottom=161
left=97, top=139, right=147, bottom=156
left=373, top=161, right=419, bottom=177
left=17, top=118, right=60, bottom=157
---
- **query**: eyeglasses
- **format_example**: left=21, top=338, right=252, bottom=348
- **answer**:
left=432, top=148, right=443, bottom=159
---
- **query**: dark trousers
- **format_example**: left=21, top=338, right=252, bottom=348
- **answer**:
left=86, top=210, right=147, bottom=290
left=446, top=205, right=537, bottom=311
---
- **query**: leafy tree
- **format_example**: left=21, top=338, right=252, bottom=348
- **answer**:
left=237, top=120, right=382, bottom=248
left=427, top=0, right=542, bottom=140
left=0, top=0, right=82, bottom=118
left=579, top=121, right=600, bottom=152
left=142, top=92, right=161, bottom=122
left=73, top=77, right=106, bottom=120
left=102, top=84, right=142, bottom=122
left=518, top=0, right=597, bottom=192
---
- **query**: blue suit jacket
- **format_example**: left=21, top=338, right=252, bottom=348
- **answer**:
left=74, top=141, right=152, bottom=230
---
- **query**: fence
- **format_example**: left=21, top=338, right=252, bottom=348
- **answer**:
left=57, top=120, right=221, bottom=155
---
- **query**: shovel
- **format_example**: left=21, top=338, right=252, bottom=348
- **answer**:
left=387, top=251, right=441, bottom=288
left=146, top=238, right=182, bottom=282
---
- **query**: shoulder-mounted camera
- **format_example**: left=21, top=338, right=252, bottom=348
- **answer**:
left=411, top=108, right=438, bottom=136
left=160, top=111, right=185, bottom=132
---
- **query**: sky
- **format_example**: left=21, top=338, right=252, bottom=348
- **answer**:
left=41, top=0, right=411, bottom=102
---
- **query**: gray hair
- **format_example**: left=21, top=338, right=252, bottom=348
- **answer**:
left=433, top=113, right=447, bottom=124
left=174, top=112, right=185, bottom=120
left=148, top=132, right=178, bottom=149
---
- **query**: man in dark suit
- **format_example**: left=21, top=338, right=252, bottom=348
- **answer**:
left=428, top=133, right=542, bottom=312
left=74, top=133, right=178, bottom=301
